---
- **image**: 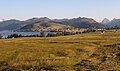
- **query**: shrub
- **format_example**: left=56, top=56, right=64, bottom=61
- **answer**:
left=30, top=65, right=55, bottom=71
left=63, top=32, right=73, bottom=36
left=56, top=51, right=67, bottom=56
left=56, top=32, right=63, bottom=36
left=1, top=66, right=21, bottom=71
left=39, top=32, right=45, bottom=37
left=86, top=28, right=96, bottom=33
left=46, top=32, right=63, bottom=37
left=46, top=33, right=56, bottom=37
left=21, top=65, right=32, bottom=70
left=0, top=61, right=8, bottom=66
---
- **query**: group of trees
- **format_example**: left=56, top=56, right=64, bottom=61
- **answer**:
left=112, top=26, right=120, bottom=31
left=46, top=32, right=77, bottom=37
left=0, top=26, right=119, bottom=39
left=5, top=32, right=78, bottom=38
left=7, top=34, right=43, bottom=38
left=106, top=26, right=120, bottom=31
left=85, top=25, right=120, bottom=33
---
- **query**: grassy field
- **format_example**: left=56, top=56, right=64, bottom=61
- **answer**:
left=0, top=30, right=120, bottom=71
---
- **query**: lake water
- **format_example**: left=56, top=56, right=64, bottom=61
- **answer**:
left=0, top=32, right=57, bottom=38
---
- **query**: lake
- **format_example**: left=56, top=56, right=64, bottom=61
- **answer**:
left=0, top=32, right=58, bottom=38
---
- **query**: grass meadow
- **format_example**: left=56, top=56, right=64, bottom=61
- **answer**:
left=0, top=30, right=120, bottom=71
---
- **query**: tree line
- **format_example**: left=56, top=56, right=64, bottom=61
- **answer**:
left=0, top=26, right=119, bottom=39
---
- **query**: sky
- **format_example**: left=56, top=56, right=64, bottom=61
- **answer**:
left=0, top=0, right=120, bottom=22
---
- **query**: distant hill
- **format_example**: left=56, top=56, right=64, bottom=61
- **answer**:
left=0, top=19, right=24, bottom=30
left=0, top=17, right=51, bottom=31
left=101, top=18, right=110, bottom=24
left=101, top=18, right=120, bottom=27
left=53, top=17, right=105, bottom=28
left=24, top=17, right=51, bottom=24
left=18, top=21, right=73, bottom=32
left=0, top=17, right=105, bottom=31
left=107, top=19, right=120, bottom=27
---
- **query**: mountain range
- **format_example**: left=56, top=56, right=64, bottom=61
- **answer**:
left=53, top=17, right=104, bottom=28
left=101, top=18, right=120, bottom=27
left=0, top=17, right=119, bottom=32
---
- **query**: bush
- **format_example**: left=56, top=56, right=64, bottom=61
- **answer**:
left=86, top=28, right=96, bottom=33
left=0, top=61, right=8, bottom=66
left=39, top=32, right=45, bottom=37
left=56, top=32, right=64, bottom=36
left=46, top=33, right=55, bottom=37
left=56, top=51, right=67, bottom=56
left=62, top=32, right=73, bottom=36
left=30, top=65, right=55, bottom=71
left=1, top=66, right=21, bottom=71
left=21, top=65, right=32, bottom=70
left=46, top=32, right=63, bottom=37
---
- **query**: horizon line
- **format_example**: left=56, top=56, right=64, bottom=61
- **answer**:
left=0, top=16, right=118, bottom=22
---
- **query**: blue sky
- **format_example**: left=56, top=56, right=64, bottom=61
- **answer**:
left=0, top=0, right=120, bottom=21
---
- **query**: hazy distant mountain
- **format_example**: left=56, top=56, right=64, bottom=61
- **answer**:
left=0, top=17, right=51, bottom=31
left=0, top=17, right=105, bottom=31
left=53, top=19, right=69, bottom=22
left=0, top=19, right=24, bottom=30
left=101, top=18, right=110, bottom=24
left=25, top=17, right=51, bottom=24
left=102, top=18, right=120, bottom=27
left=107, top=18, right=120, bottom=27
left=54, top=17, right=105, bottom=28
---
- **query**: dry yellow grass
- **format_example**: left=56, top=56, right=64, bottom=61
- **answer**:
left=0, top=30, right=120, bottom=70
